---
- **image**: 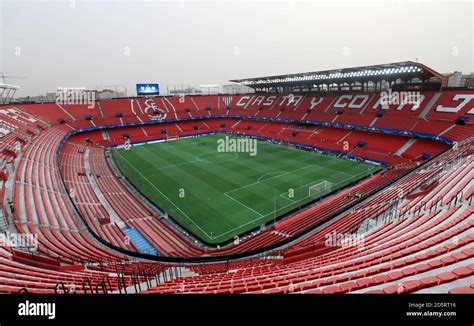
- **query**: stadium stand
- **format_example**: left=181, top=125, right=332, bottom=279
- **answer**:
left=0, top=87, right=472, bottom=293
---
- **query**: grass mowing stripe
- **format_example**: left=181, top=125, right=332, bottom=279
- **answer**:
left=112, top=134, right=381, bottom=244
left=114, top=150, right=213, bottom=239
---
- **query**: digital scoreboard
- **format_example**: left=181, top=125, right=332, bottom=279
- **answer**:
left=136, top=83, right=160, bottom=96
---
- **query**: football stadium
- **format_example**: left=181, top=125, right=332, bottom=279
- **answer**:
left=0, top=0, right=473, bottom=319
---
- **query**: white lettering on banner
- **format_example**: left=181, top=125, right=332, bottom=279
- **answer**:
left=334, top=95, right=352, bottom=108
left=436, top=94, right=474, bottom=114
left=236, top=96, right=251, bottom=107
left=372, top=97, right=389, bottom=110
left=309, top=97, right=323, bottom=110
left=348, top=95, right=368, bottom=109
left=237, top=95, right=276, bottom=107
left=251, top=96, right=265, bottom=106
left=263, top=95, right=277, bottom=106
left=334, top=95, right=368, bottom=109
left=279, top=95, right=303, bottom=107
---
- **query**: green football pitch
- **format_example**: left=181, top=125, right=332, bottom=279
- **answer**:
left=112, top=134, right=380, bottom=244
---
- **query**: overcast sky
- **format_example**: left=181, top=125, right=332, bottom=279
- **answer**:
left=1, top=0, right=473, bottom=97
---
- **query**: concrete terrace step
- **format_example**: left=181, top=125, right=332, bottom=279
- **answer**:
left=395, top=138, right=417, bottom=156
left=418, top=92, right=442, bottom=119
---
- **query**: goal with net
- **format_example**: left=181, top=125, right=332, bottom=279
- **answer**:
left=308, top=181, right=333, bottom=198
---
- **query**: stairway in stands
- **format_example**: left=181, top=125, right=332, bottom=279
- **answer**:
left=418, top=92, right=442, bottom=119
left=395, top=138, right=417, bottom=156
left=123, top=227, right=159, bottom=255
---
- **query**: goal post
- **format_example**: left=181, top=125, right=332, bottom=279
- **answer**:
left=308, top=181, right=333, bottom=198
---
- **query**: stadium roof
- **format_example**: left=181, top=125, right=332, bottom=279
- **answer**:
left=230, top=61, right=447, bottom=89
left=0, top=83, right=20, bottom=90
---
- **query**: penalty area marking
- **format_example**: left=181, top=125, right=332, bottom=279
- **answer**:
left=257, top=171, right=286, bottom=183
left=222, top=165, right=327, bottom=229
left=213, top=165, right=378, bottom=239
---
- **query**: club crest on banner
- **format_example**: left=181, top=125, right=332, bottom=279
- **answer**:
left=222, top=97, right=233, bottom=107
left=143, top=99, right=167, bottom=120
